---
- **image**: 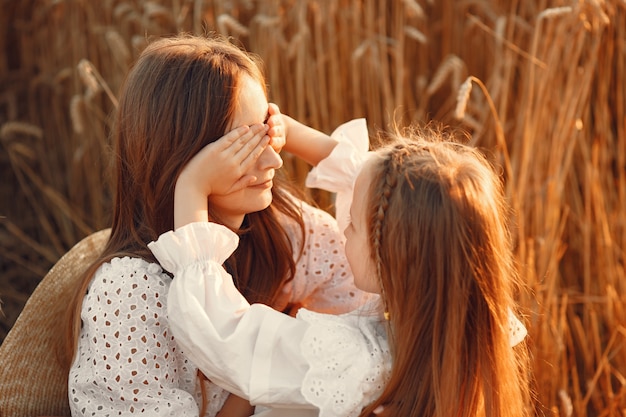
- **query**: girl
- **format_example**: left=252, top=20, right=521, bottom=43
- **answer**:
left=150, top=119, right=531, bottom=417
left=66, top=35, right=370, bottom=417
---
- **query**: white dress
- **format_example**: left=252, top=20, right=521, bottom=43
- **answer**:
left=149, top=119, right=528, bottom=417
left=68, top=126, right=373, bottom=417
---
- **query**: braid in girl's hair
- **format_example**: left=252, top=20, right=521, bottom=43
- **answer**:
left=370, top=144, right=402, bottom=322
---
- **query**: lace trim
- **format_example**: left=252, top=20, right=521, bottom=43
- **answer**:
left=298, top=308, right=390, bottom=417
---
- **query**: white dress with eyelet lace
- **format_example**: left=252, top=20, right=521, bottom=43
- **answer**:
left=68, top=201, right=373, bottom=415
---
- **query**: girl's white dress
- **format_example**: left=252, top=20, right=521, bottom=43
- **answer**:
left=148, top=119, right=528, bottom=417
left=67, top=120, right=374, bottom=417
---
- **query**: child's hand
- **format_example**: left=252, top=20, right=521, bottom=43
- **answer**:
left=266, top=103, right=286, bottom=153
left=265, top=105, right=338, bottom=166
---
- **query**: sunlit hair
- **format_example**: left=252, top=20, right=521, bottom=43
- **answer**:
left=359, top=129, right=531, bottom=417
left=64, top=35, right=305, bottom=396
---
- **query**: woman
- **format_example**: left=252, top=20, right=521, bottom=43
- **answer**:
left=66, top=35, right=369, bottom=417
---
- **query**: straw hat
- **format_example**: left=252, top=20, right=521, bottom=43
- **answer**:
left=0, top=229, right=110, bottom=417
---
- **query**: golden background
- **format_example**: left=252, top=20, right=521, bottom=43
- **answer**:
left=1, top=1, right=625, bottom=415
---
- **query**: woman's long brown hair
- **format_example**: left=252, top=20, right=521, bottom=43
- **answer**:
left=64, top=34, right=305, bottom=412
left=360, top=132, right=531, bottom=417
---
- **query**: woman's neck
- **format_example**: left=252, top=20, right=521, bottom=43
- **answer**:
left=210, top=210, right=246, bottom=230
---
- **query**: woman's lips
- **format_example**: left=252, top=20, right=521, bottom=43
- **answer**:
left=249, top=179, right=273, bottom=189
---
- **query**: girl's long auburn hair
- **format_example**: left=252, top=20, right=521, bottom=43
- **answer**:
left=360, top=131, right=531, bottom=417
left=64, top=35, right=305, bottom=410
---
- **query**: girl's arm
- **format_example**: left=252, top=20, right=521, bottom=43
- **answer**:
left=150, top=222, right=315, bottom=409
left=266, top=103, right=338, bottom=167
left=150, top=222, right=387, bottom=416
left=280, top=114, right=338, bottom=167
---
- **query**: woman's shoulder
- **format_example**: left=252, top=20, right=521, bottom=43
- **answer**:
left=299, top=200, right=339, bottom=232
left=276, top=196, right=342, bottom=245
left=87, top=256, right=171, bottom=299
left=80, top=256, right=173, bottom=335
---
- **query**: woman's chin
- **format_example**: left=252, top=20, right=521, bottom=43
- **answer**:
left=254, top=195, right=273, bottom=212
left=242, top=193, right=274, bottom=215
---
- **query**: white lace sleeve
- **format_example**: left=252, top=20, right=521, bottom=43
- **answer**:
left=298, top=307, right=391, bottom=417
left=69, top=257, right=201, bottom=416
left=305, top=118, right=371, bottom=233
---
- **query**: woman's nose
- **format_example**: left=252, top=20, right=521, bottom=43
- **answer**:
left=257, top=145, right=283, bottom=170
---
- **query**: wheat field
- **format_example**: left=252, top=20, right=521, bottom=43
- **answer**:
left=1, top=1, right=625, bottom=415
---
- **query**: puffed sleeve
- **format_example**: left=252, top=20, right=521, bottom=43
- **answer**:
left=305, top=118, right=371, bottom=234
left=150, top=222, right=316, bottom=409
left=69, top=257, right=201, bottom=416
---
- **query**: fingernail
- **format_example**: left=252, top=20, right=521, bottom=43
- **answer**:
left=373, top=405, right=385, bottom=415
